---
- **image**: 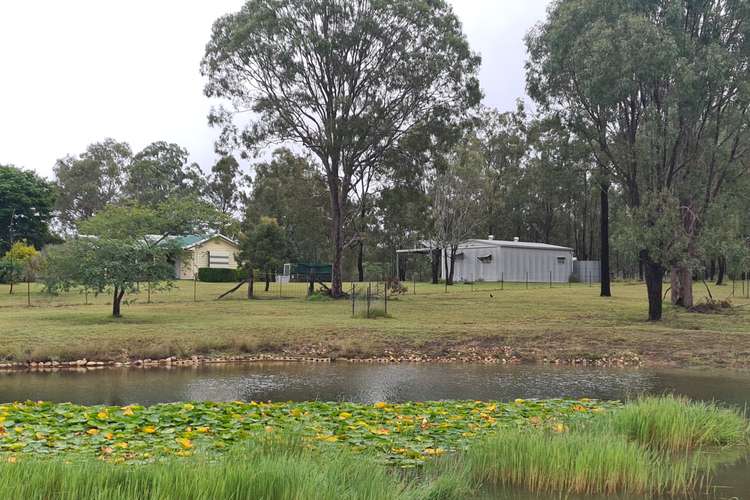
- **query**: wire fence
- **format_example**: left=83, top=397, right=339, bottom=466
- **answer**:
left=2, top=271, right=749, bottom=310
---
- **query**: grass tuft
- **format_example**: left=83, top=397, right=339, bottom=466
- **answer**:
left=605, top=395, right=748, bottom=453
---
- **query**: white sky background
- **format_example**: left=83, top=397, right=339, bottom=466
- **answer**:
left=0, top=0, right=552, bottom=179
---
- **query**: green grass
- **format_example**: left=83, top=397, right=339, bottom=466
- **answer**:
left=0, top=439, right=428, bottom=500
left=436, top=396, right=749, bottom=497
left=0, top=280, right=749, bottom=366
left=604, top=395, right=749, bottom=453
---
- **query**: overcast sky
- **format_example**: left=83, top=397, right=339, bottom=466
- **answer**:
left=0, top=0, right=552, bottom=179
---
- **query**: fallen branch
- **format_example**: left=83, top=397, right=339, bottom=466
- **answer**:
left=701, top=279, right=714, bottom=300
left=216, top=280, right=248, bottom=300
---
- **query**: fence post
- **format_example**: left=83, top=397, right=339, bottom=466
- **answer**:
left=147, top=282, right=151, bottom=304
left=501, top=272, right=504, bottom=291
left=351, top=283, right=355, bottom=318
left=413, top=275, right=416, bottom=295
left=549, top=271, right=552, bottom=289
left=367, top=283, right=371, bottom=318
left=27, top=281, right=31, bottom=307
left=384, top=280, right=388, bottom=315
left=193, top=276, right=197, bottom=302
left=525, top=272, right=528, bottom=289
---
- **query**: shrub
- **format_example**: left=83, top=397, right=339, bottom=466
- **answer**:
left=197, top=268, right=239, bottom=283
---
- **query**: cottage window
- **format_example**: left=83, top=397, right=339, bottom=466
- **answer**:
left=557, top=257, right=566, bottom=264
left=478, top=254, right=492, bottom=263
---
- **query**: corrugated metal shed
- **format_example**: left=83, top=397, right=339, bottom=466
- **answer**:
left=441, top=239, right=574, bottom=283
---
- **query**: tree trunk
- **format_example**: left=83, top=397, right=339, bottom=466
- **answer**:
left=329, top=188, right=344, bottom=298
left=709, top=260, right=716, bottom=281
left=357, top=241, right=364, bottom=282
left=599, top=178, right=611, bottom=297
left=247, top=269, right=254, bottom=299
left=716, top=256, right=726, bottom=286
left=8, top=280, right=13, bottom=294
left=641, top=250, right=664, bottom=321
left=670, top=265, right=694, bottom=307
left=638, top=260, right=644, bottom=281
left=447, top=245, right=457, bottom=285
left=112, top=286, right=125, bottom=318
left=431, top=249, right=440, bottom=284
left=265, top=271, right=270, bottom=292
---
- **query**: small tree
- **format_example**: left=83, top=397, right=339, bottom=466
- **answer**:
left=45, top=198, right=220, bottom=317
left=1, top=242, right=39, bottom=294
left=45, top=238, right=177, bottom=317
left=239, top=217, right=290, bottom=296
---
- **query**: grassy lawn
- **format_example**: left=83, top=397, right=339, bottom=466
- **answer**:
left=0, top=280, right=749, bottom=367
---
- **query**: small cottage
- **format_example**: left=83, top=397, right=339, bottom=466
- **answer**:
left=172, top=234, right=240, bottom=280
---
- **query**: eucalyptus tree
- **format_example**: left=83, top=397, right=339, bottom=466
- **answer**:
left=206, top=156, right=244, bottom=215
left=124, top=142, right=206, bottom=207
left=528, top=0, right=750, bottom=319
left=53, top=139, right=131, bottom=230
left=202, top=0, right=481, bottom=297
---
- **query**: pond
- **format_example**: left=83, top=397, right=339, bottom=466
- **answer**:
left=0, top=363, right=747, bottom=499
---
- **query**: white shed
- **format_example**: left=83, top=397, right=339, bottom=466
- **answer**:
left=441, top=238, right=574, bottom=283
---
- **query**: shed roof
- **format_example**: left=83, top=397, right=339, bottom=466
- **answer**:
left=461, top=239, right=573, bottom=251
left=161, top=234, right=239, bottom=249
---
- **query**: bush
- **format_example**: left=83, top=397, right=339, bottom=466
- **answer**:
left=197, top=268, right=239, bottom=283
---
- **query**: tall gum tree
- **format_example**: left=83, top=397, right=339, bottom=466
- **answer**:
left=527, top=0, right=750, bottom=320
left=201, top=0, right=481, bottom=297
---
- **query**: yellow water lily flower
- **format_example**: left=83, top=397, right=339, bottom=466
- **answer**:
left=371, top=428, right=390, bottom=435
left=196, top=426, right=210, bottom=433
left=423, top=448, right=444, bottom=456
left=373, top=402, right=387, bottom=409
left=104, top=432, right=114, bottom=440
left=122, top=407, right=134, bottom=416
left=35, top=432, right=45, bottom=440
left=142, top=426, right=156, bottom=434
left=265, top=426, right=274, bottom=433
left=115, top=442, right=128, bottom=449
left=86, top=428, right=99, bottom=436
left=97, top=411, right=109, bottom=420
left=338, top=412, right=352, bottom=420
left=182, top=403, right=194, bottom=411
left=13, top=426, right=23, bottom=434
left=514, top=399, right=525, bottom=404
left=176, top=437, right=193, bottom=449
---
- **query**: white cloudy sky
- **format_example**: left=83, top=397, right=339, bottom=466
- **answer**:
left=0, top=0, right=552, bottom=178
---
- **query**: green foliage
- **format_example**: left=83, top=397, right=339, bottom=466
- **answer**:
left=44, top=238, right=176, bottom=297
left=243, top=149, right=329, bottom=263
left=0, top=165, right=56, bottom=254
left=53, top=139, right=132, bottom=229
left=197, top=268, right=238, bottom=283
left=124, top=142, right=205, bottom=207
left=239, top=217, right=290, bottom=273
left=206, top=156, right=243, bottom=216
left=0, top=242, right=40, bottom=285
left=0, top=442, right=419, bottom=500
left=604, top=395, right=748, bottom=453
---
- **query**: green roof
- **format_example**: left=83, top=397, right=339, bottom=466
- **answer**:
left=172, top=235, right=209, bottom=248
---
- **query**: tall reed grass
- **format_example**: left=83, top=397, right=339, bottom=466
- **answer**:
left=0, top=442, right=424, bottom=500
left=604, top=395, right=748, bottom=453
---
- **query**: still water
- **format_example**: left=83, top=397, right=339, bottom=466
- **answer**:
left=0, top=363, right=747, bottom=499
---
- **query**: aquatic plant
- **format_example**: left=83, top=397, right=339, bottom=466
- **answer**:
left=604, top=395, right=748, bottom=453
left=0, top=399, right=616, bottom=465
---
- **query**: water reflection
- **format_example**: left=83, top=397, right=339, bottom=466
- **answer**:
left=0, top=363, right=747, bottom=406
